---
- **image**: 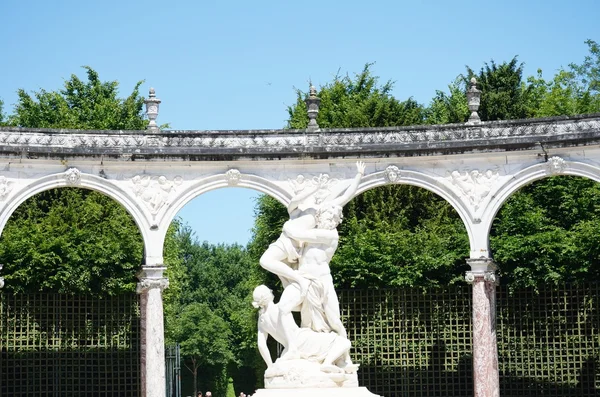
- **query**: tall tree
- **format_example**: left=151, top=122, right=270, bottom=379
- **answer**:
left=0, top=67, right=184, bottom=295
left=287, top=63, right=426, bottom=129
left=490, top=40, right=600, bottom=289
left=8, top=66, right=147, bottom=130
left=170, top=302, right=233, bottom=397
left=425, top=77, right=470, bottom=125
left=0, top=189, right=143, bottom=294
left=165, top=226, right=262, bottom=395
left=467, top=57, right=531, bottom=121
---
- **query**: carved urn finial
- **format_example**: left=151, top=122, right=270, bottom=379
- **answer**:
left=144, top=87, right=162, bottom=132
left=305, top=85, right=321, bottom=132
left=466, top=77, right=481, bottom=124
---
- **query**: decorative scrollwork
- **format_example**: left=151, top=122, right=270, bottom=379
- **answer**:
left=0, top=176, right=13, bottom=200
left=465, top=272, right=476, bottom=284
left=136, top=278, right=169, bottom=293
left=131, top=175, right=183, bottom=215
left=465, top=271, right=499, bottom=285
left=448, top=169, right=499, bottom=209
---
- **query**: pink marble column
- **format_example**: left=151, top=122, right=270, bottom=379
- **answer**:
left=137, top=266, right=169, bottom=397
left=466, top=258, right=500, bottom=397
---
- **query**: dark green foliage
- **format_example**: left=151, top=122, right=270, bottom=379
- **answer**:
left=287, top=64, right=426, bottom=129
left=0, top=99, right=5, bottom=125
left=491, top=176, right=600, bottom=289
left=425, top=78, right=470, bottom=125
left=166, top=225, right=263, bottom=395
left=8, top=66, right=147, bottom=130
left=333, top=186, right=469, bottom=288
left=0, top=189, right=143, bottom=295
left=0, top=67, right=178, bottom=296
left=467, top=57, right=532, bottom=121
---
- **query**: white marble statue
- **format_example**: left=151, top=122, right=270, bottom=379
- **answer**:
left=253, top=285, right=352, bottom=374
left=254, top=162, right=366, bottom=389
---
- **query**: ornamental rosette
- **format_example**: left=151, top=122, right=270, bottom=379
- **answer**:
left=547, top=156, right=566, bottom=174
left=64, top=168, right=81, bottom=185
left=384, top=165, right=401, bottom=182
left=465, top=272, right=476, bottom=284
left=225, top=169, right=242, bottom=185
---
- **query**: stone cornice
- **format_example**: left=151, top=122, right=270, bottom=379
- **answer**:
left=0, top=113, right=599, bottom=161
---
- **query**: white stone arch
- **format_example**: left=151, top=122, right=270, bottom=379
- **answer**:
left=0, top=170, right=151, bottom=247
left=480, top=158, right=600, bottom=253
left=156, top=171, right=290, bottom=245
left=355, top=169, right=476, bottom=254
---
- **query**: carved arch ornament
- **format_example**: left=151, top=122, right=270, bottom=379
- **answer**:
left=446, top=169, right=500, bottom=210
left=0, top=171, right=152, bottom=246
left=479, top=158, right=600, bottom=241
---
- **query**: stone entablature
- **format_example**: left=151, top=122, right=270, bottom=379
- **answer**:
left=0, top=113, right=598, bottom=160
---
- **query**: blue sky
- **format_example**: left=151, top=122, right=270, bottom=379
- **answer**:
left=1, top=0, right=598, bottom=245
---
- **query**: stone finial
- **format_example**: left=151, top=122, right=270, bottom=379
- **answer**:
left=305, top=85, right=321, bottom=132
left=466, top=77, right=481, bottom=124
left=144, top=87, right=162, bottom=132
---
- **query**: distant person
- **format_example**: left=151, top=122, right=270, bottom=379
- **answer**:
left=197, top=393, right=203, bottom=397
left=206, top=392, right=212, bottom=397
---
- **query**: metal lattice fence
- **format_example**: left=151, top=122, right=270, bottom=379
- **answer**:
left=340, top=284, right=600, bottom=397
left=340, top=287, right=473, bottom=397
left=497, top=284, right=600, bottom=396
left=0, top=293, right=141, bottom=397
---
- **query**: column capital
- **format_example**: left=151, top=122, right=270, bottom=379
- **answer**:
left=465, top=258, right=499, bottom=285
left=465, top=270, right=499, bottom=285
left=137, top=265, right=169, bottom=293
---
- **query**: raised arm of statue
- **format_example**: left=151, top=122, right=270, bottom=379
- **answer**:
left=329, top=161, right=365, bottom=207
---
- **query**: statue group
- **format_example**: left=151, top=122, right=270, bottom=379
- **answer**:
left=252, top=162, right=379, bottom=395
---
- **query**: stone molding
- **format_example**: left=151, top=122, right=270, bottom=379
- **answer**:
left=465, top=258, right=499, bottom=285
left=0, top=115, right=598, bottom=159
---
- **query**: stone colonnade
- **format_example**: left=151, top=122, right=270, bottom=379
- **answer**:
left=0, top=112, right=598, bottom=397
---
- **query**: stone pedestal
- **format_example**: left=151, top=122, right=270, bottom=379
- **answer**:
left=252, top=359, right=380, bottom=397
left=252, top=387, right=380, bottom=397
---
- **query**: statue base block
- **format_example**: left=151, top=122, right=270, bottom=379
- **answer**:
left=264, top=359, right=358, bottom=389
left=252, top=386, right=381, bottom=397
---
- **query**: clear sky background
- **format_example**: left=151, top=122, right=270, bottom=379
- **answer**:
left=0, top=0, right=598, bottom=245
